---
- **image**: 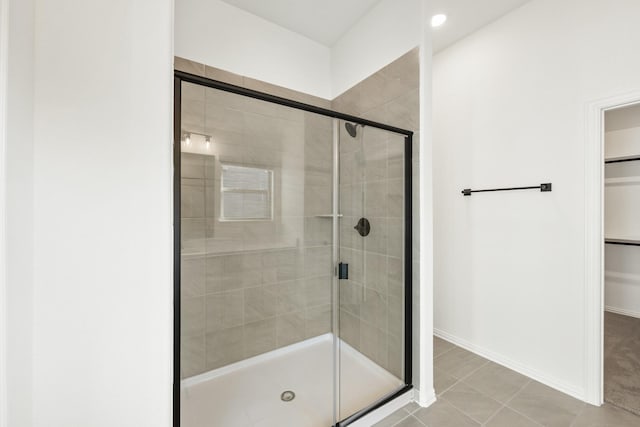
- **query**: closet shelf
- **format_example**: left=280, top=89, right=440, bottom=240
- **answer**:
left=604, top=177, right=640, bottom=186
left=605, top=238, right=640, bottom=247
left=605, top=155, right=640, bottom=164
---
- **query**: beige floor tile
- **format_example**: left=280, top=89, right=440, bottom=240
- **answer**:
left=485, top=406, right=541, bottom=427
left=376, top=338, right=640, bottom=427
left=441, top=382, right=502, bottom=423
left=394, top=415, right=425, bottom=427
left=413, top=399, right=480, bottom=426
left=507, top=381, right=584, bottom=427
left=402, top=401, right=421, bottom=414
left=435, top=368, right=458, bottom=395
left=433, top=346, right=489, bottom=379
left=463, top=361, right=530, bottom=403
left=434, top=336, right=455, bottom=357
left=372, top=408, right=411, bottom=427
left=571, top=403, right=640, bottom=426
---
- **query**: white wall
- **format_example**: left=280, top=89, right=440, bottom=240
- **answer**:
left=331, top=0, right=422, bottom=97
left=175, top=0, right=332, bottom=99
left=32, top=1, right=174, bottom=426
left=3, top=0, right=35, bottom=425
left=605, top=127, right=640, bottom=160
left=433, top=0, right=640, bottom=400
left=417, top=0, right=435, bottom=406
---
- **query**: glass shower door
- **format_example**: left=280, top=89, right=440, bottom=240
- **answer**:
left=336, top=122, right=406, bottom=422
left=178, top=80, right=336, bottom=427
left=177, top=74, right=410, bottom=427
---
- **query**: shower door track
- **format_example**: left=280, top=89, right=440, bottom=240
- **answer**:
left=174, top=70, right=414, bottom=427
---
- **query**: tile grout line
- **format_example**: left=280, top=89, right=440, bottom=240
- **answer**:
left=437, top=396, right=487, bottom=426
left=478, top=377, right=536, bottom=427
left=388, top=407, right=421, bottom=427
left=430, top=341, right=464, bottom=395
left=498, top=379, right=546, bottom=427
left=438, top=372, right=505, bottom=426
left=480, top=403, right=507, bottom=426
left=425, top=357, right=494, bottom=426
left=435, top=357, right=492, bottom=398
left=394, top=414, right=427, bottom=427
left=381, top=405, right=412, bottom=427
left=439, top=392, right=500, bottom=426
left=433, top=343, right=457, bottom=360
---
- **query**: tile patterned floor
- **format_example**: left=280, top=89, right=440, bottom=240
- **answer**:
left=375, top=337, right=640, bottom=427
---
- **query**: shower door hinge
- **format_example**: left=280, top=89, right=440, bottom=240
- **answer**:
left=338, top=263, right=348, bottom=280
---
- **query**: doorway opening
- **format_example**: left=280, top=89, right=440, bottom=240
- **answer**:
left=602, top=103, right=640, bottom=415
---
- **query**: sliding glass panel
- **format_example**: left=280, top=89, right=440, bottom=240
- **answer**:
left=179, top=81, right=335, bottom=427
left=178, top=77, right=411, bottom=427
left=338, top=122, right=406, bottom=421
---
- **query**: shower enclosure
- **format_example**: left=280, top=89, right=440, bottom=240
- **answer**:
left=174, top=71, right=412, bottom=427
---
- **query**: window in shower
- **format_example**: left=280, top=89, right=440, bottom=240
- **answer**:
left=220, top=164, right=273, bottom=221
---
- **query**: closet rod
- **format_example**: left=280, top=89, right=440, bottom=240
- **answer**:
left=605, top=156, right=640, bottom=164
left=461, top=183, right=552, bottom=196
left=605, top=239, right=640, bottom=247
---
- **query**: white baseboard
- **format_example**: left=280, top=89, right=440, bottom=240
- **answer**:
left=434, top=329, right=585, bottom=402
left=605, top=305, right=640, bottom=319
left=414, top=387, right=436, bottom=408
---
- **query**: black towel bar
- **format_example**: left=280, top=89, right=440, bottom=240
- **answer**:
left=462, top=183, right=552, bottom=196
left=605, top=156, right=640, bottom=164
left=605, top=239, right=640, bottom=247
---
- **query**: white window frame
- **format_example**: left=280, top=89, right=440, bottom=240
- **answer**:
left=219, top=163, right=274, bottom=221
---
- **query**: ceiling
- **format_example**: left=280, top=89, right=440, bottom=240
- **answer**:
left=220, top=0, right=532, bottom=51
left=220, top=0, right=382, bottom=46
left=431, top=0, right=531, bottom=52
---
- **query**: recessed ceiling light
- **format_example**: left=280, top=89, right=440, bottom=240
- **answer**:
left=431, top=14, right=447, bottom=28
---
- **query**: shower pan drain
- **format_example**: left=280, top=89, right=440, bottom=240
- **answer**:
left=280, top=390, right=295, bottom=402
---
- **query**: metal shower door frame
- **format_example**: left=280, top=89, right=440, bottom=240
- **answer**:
left=173, top=70, right=413, bottom=427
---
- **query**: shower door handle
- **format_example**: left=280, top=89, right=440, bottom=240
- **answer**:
left=338, top=263, right=348, bottom=280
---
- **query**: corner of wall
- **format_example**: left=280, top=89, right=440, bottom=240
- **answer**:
left=330, top=0, right=422, bottom=98
left=2, top=0, right=36, bottom=424
left=417, top=0, right=434, bottom=407
left=0, top=0, right=9, bottom=425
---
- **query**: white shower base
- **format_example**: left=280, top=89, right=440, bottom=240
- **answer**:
left=181, top=333, right=404, bottom=427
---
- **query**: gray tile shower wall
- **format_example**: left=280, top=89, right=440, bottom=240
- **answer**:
left=332, top=48, right=420, bottom=379
left=176, top=50, right=420, bottom=380
left=178, top=64, right=334, bottom=378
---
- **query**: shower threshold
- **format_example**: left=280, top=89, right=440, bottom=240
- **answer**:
left=180, top=333, right=406, bottom=427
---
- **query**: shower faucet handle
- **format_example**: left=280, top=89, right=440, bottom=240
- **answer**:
left=354, top=218, right=371, bottom=237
